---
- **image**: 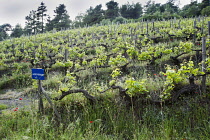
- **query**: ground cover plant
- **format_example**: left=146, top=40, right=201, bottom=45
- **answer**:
left=0, top=17, right=210, bottom=139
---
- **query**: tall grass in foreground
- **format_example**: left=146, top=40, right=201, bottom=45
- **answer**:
left=0, top=98, right=209, bottom=140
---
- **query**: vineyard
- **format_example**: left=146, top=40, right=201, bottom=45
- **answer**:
left=0, top=17, right=210, bottom=139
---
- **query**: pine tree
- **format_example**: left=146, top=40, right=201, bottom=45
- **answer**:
left=120, top=3, right=143, bottom=19
left=46, top=4, right=71, bottom=31
left=25, top=10, right=38, bottom=34
left=83, top=4, right=104, bottom=26
left=105, top=1, right=119, bottom=20
left=200, top=0, right=210, bottom=9
left=37, top=2, right=47, bottom=33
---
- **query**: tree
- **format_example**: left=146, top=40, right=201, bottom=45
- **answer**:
left=180, top=1, right=200, bottom=17
left=24, top=2, right=48, bottom=34
left=10, top=24, right=23, bottom=38
left=120, top=4, right=129, bottom=18
left=105, top=1, right=119, bottom=20
left=73, top=13, right=85, bottom=28
left=83, top=4, right=104, bottom=26
left=46, top=4, right=71, bottom=31
left=143, top=0, right=165, bottom=20
left=201, top=6, right=210, bottom=16
left=25, top=10, right=38, bottom=34
left=143, top=0, right=182, bottom=20
left=45, top=15, right=53, bottom=31
left=144, top=1, right=162, bottom=15
left=0, top=24, right=12, bottom=41
left=36, top=2, right=47, bottom=33
left=132, top=3, right=143, bottom=19
left=120, top=2, right=143, bottom=19
left=163, top=0, right=179, bottom=14
left=200, top=0, right=210, bottom=9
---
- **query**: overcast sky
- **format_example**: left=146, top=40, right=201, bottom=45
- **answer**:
left=0, top=0, right=193, bottom=27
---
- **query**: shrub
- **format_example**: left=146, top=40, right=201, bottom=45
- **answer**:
left=0, top=104, right=8, bottom=110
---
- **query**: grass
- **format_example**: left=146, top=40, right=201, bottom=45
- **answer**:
left=0, top=73, right=32, bottom=89
left=0, top=95, right=209, bottom=140
left=0, top=104, right=8, bottom=110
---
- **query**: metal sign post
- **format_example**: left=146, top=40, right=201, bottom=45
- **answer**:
left=31, top=68, right=61, bottom=122
left=38, top=80, right=44, bottom=113
left=32, top=68, right=45, bottom=113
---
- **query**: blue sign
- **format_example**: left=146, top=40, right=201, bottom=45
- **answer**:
left=32, top=68, right=45, bottom=80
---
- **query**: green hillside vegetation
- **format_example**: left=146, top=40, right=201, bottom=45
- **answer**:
left=0, top=17, right=210, bottom=139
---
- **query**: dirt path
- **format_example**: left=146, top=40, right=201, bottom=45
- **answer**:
left=0, top=89, right=35, bottom=112
left=0, top=99, right=32, bottom=109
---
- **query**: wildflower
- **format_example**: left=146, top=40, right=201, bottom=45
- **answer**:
left=154, top=74, right=157, bottom=76
left=14, top=108, right=18, bottom=111
left=19, top=98, right=23, bottom=100
left=164, top=75, right=167, bottom=76
left=89, top=121, right=93, bottom=123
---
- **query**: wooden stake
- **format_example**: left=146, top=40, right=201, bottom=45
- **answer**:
left=38, top=80, right=44, bottom=114
left=202, top=16, right=204, bottom=34
left=194, top=20, right=197, bottom=44
left=64, top=49, right=68, bottom=62
left=202, top=37, right=206, bottom=93
left=146, top=20, right=149, bottom=36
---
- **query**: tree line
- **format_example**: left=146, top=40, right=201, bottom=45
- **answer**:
left=0, top=0, right=210, bottom=41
